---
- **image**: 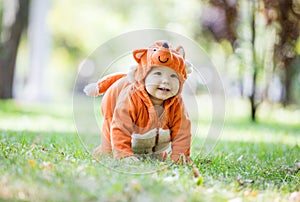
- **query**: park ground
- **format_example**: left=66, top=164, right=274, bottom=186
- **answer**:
left=0, top=98, right=299, bottom=202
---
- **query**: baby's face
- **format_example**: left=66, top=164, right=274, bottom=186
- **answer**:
left=145, top=66, right=180, bottom=105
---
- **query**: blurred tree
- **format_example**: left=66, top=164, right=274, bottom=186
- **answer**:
left=0, top=0, right=30, bottom=99
left=200, top=0, right=238, bottom=44
left=199, top=0, right=300, bottom=121
left=249, top=0, right=258, bottom=122
left=200, top=0, right=264, bottom=118
left=262, top=0, right=300, bottom=105
left=23, top=0, right=50, bottom=101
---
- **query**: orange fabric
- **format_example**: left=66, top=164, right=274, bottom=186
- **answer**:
left=97, top=41, right=191, bottom=162
left=97, top=72, right=127, bottom=94
left=132, top=40, right=187, bottom=84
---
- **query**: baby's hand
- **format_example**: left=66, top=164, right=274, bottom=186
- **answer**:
left=176, top=154, right=194, bottom=166
left=83, top=83, right=99, bottom=97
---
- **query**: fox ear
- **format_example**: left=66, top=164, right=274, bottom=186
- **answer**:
left=176, top=45, right=185, bottom=58
left=133, top=49, right=147, bottom=63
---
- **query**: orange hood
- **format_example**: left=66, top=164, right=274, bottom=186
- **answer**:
left=132, top=41, right=187, bottom=85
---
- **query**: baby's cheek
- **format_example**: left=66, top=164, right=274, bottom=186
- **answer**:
left=174, top=81, right=180, bottom=92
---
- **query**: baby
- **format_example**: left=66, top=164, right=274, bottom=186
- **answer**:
left=84, top=41, right=193, bottom=164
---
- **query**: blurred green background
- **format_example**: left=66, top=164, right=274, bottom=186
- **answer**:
left=0, top=1, right=300, bottom=201
left=0, top=0, right=300, bottom=122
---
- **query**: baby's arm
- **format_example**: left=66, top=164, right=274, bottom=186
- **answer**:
left=110, top=94, right=136, bottom=159
left=170, top=101, right=193, bottom=164
left=110, top=122, right=134, bottom=159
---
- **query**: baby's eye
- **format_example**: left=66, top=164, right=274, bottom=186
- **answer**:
left=154, top=72, right=161, bottom=75
left=170, top=74, right=178, bottom=78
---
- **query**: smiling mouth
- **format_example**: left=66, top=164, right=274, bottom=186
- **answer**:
left=158, top=56, right=169, bottom=63
left=158, top=87, right=170, bottom=92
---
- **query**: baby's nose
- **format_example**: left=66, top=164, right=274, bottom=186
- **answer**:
left=162, top=76, right=170, bottom=83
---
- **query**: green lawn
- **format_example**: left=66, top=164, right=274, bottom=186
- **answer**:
left=0, top=99, right=299, bottom=202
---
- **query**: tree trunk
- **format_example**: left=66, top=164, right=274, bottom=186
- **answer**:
left=282, top=58, right=294, bottom=106
left=275, top=0, right=300, bottom=106
left=250, top=69, right=257, bottom=121
left=249, top=0, right=258, bottom=122
left=0, top=0, right=30, bottom=99
left=22, top=0, right=50, bottom=101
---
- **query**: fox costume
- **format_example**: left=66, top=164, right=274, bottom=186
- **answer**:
left=84, top=41, right=193, bottom=163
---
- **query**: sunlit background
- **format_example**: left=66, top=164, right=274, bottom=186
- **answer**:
left=0, top=2, right=300, bottom=200
left=1, top=0, right=300, bottom=123
left=12, top=0, right=201, bottom=101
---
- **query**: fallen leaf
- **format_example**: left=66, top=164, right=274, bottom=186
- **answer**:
left=130, top=179, right=142, bottom=192
left=29, top=143, right=36, bottom=149
left=42, top=162, right=54, bottom=171
left=244, top=190, right=259, bottom=198
left=193, top=167, right=200, bottom=178
left=161, top=165, right=169, bottom=171
left=289, top=191, right=300, bottom=202
left=236, top=175, right=254, bottom=186
left=237, top=155, right=243, bottom=162
left=28, top=159, right=37, bottom=168
left=196, top=176, right=204, bottom=186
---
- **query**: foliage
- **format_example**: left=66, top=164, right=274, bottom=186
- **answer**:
left=0, top=100, right=299, bottom=201
left=198, top=0, right=300, bottom=122
left=14, top=0, right=200, bottom=101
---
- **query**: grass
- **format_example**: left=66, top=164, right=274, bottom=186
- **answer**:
left=0, top=99, right=299, bottom=202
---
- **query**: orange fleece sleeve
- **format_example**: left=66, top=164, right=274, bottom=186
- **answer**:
left=170, top=99, right=192, bottom=162
left=110, top=91, right=135, bottom=159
